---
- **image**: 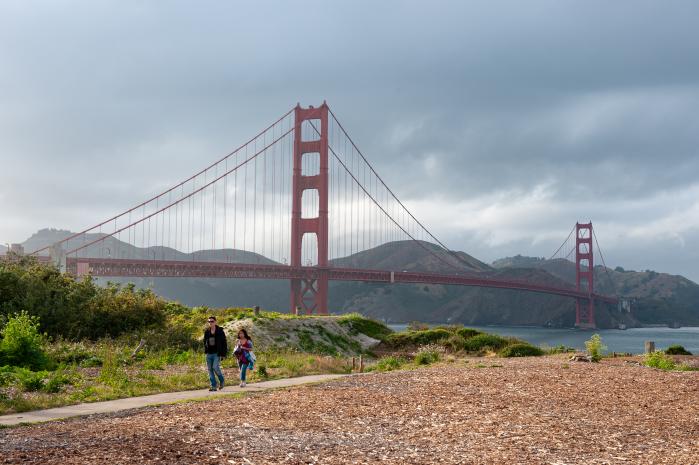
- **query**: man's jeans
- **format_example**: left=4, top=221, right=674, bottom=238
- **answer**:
left=206, top=353, right=225, bottom=388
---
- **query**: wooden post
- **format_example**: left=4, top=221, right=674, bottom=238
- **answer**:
left=645, top=341, right=655, bottom=354
left=131, top=339, right=146, bottom=359
left=352, top=357, right=356, bottom=371
left=253, top=306, right=260, bottom=316
left=359, top=355, right=364, bottom=373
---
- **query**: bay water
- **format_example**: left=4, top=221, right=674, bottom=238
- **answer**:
left=387, top=324, right=699, bottom=354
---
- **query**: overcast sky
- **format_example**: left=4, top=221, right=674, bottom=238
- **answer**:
left=1, top=1, right=698, bottom=282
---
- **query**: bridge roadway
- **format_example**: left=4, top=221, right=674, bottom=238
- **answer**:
left=67, top=257, right=618, bottom=305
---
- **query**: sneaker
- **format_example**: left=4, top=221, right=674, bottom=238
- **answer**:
left=208, top=387, right=216, bottom=392
left=239, top=382, right=246, bottom=388
left=218, top=383, right=224, bottom=391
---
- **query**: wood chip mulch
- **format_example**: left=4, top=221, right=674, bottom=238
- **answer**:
left=1, top=356, right=697, bottom=464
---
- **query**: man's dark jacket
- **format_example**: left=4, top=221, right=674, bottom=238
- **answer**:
left=203, top=326, right=228, bottom=357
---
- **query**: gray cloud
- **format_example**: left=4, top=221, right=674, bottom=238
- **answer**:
left=1, top=1, right=698, bottom=281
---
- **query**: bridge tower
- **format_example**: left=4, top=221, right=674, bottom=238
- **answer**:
left=575, top=222, right=595, bottom=328
left=290, top=103, right=329, bottom=314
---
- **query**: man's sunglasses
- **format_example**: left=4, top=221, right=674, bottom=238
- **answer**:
left=208, top=320, right=215, bottom=323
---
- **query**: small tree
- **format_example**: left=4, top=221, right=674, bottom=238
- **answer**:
left=0, top=311, right=48, bottom=370
left=584, top=333, right=606, bottom=362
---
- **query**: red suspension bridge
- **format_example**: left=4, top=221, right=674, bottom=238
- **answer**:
left=22, top=102, right=618, bottom=328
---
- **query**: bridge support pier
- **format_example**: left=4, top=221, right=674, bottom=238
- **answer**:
left=575, top=222, right=595, bottom=328
left=289, top=103, right=329, bottom=315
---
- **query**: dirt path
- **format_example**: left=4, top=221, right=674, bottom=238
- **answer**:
left=1, top=356, right=697, bottom=464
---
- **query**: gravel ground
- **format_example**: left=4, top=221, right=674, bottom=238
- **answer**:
left=1, top=356, right=697, bottom=464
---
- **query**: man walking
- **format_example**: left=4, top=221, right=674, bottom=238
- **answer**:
left=204, top=316, right=227, bottom=391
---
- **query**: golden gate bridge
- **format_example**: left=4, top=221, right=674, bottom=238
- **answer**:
left=20, top=102, right=618, bottom=328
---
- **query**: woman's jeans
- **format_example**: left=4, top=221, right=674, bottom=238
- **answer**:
left=206, top=353, right=224, bottom=388
left=239, top=362, right=250, bottom=382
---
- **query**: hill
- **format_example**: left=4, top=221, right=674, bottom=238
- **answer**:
left=331, top=240, right=491, bottom=273
left=16, top=229, right=697, bottom=327
left=493, top=255, right=699, bottom=326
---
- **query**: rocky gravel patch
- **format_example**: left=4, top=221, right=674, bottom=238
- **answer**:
left=1, top=356, right=697, bottom=464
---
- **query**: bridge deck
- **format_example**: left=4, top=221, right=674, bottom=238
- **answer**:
left=66, top=257, right=618, bottom=304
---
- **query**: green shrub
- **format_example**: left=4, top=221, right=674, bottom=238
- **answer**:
left=0, top=262, right=167, bottom=340
left=665, top=345, right=692, bottom=356
left=500, top=343, right=544, bottom=357
left=414, top=350, right=440, bottom=365
left=42, top=369, right=71, bottom=393
left=0, top=311, right=48, bottom=370
left=456, top=328, right=481, bottom=340
left=584, top=334, right=606, bottom=362
left=257, top=365, right=269, bottom=378
left=384, top=329, right=451, bottom=348
left=375, top=356, right=406, bottom=371
left=0, top=366, right=48, bottom=392
left=463, top=334, right=509, bottom=352
left=413, top=345, right=442, bottom=365
left=644, top=351, right=677, bottom=370
left=444, top=334, right=468, bottom=352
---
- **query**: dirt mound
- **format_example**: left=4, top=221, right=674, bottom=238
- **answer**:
left=222, top=316, right=381, bottom=356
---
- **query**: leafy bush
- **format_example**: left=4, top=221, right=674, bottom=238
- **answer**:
left=414, top=351, right=438, bottom=365
left=375, top=356, right=406, bottom=371
left=444, top=334, right=468, bottom=352
left=0, top=262, right=166, bottom=340
left=584, top=334, right=606, bottom=362
left=456, top=328, right=481, bottom=340
left=644, top=351, right=677, bottom=370
left=384, top=329, right=451, bottom=348
left=665, top=345, right=692, bottom=355
left=414, top=347, right=440, bottom=365
left=0, top=311, right=48, bottom=370
left=500, top=343, right=544, bottom=358
left=42, top=369, right=71, bottom=393
left=463, top=334, right=509, bottom=353
left=0, top=366, right=51, bottom=392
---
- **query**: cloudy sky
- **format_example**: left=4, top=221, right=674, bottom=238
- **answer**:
left=1, top=1, right=698, bottom=282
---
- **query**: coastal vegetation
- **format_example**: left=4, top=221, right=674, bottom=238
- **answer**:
left=3, top=259, right=694, bottom=416
left=643, top=351, right=698, bottom=371
left=584, top=334, right=606, bottom=362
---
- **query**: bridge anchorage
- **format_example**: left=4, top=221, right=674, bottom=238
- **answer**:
left=22, top=101, right=619, bottom=328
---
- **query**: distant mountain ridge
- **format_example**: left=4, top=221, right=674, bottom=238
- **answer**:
left=493, top=255, right=699, bottom=326
left=14, top=229, right=699, bottom=327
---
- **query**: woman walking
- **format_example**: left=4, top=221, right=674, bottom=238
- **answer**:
left=234, top=329, right=254, bottom=387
